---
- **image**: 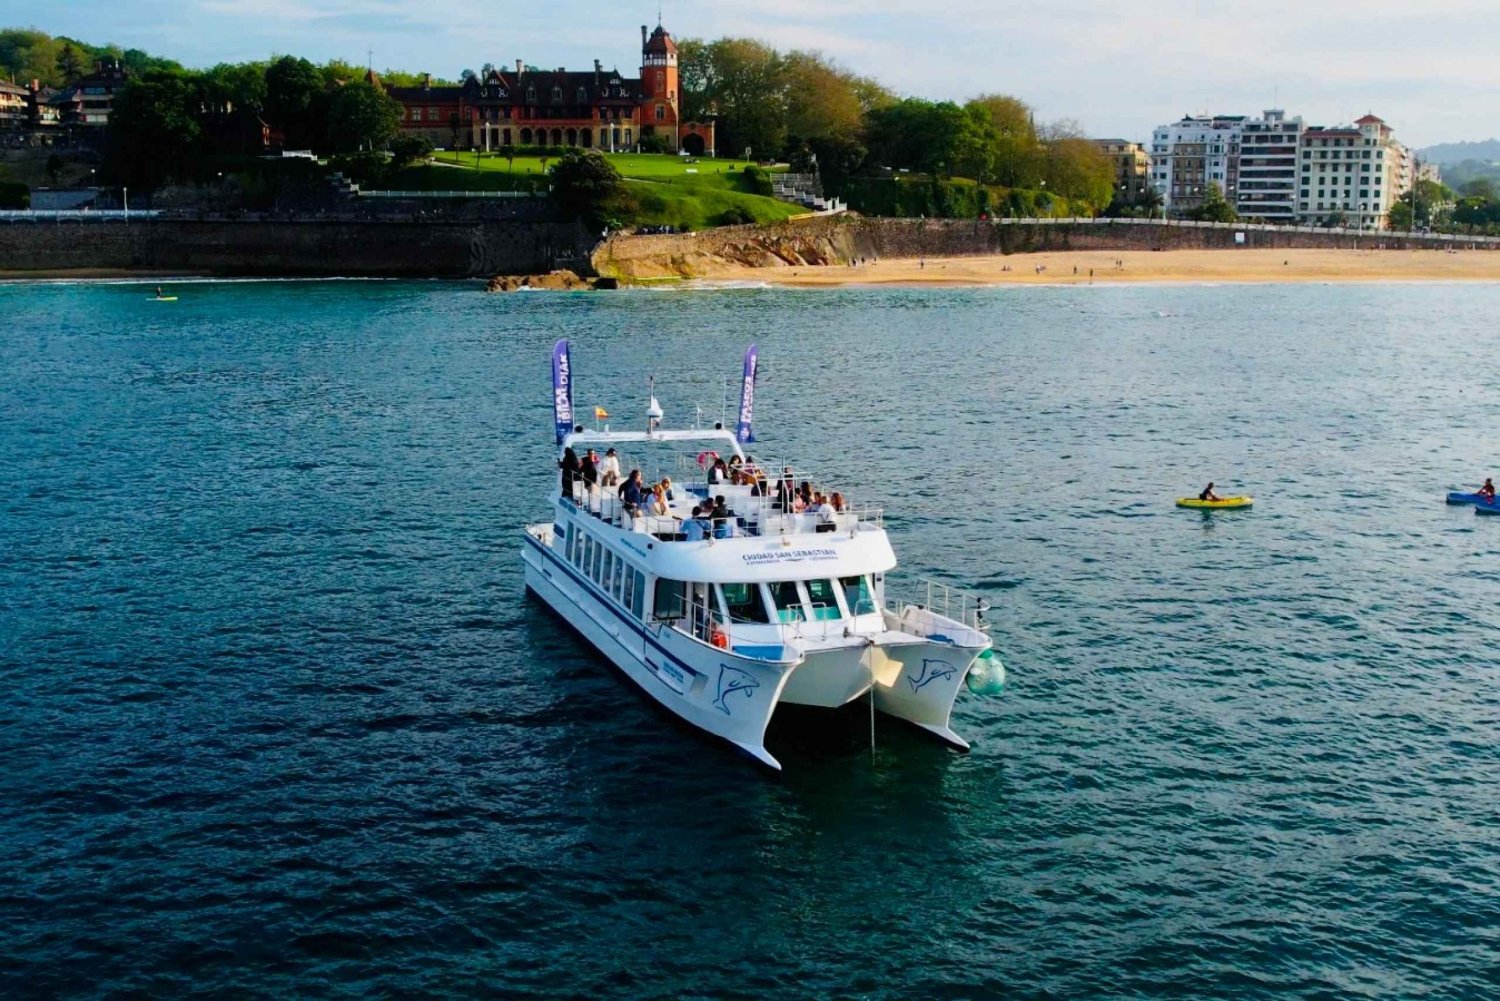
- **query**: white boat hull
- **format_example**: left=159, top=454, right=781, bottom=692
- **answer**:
left=522, top=534, right=797, bottom=769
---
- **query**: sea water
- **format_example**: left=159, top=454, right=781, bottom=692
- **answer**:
left=2, top=279, right=1496, bottom=998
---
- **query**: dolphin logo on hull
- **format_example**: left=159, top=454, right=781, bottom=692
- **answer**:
left=909, top=659, right=957, bottom=693
left=713, top=664, right=760, bottom=715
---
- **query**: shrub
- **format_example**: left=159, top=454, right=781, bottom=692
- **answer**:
left=0, top=182, right=30, bottom=209
left=740, top=165, right=774, bottom=197
left=637, top=133, right=672, bottom=155
left=716, top=205, right=755, bottom=226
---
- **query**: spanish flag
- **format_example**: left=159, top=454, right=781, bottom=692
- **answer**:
left=594, top=405, right=609, bottom=419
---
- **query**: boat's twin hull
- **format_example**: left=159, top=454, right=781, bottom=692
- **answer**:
left=523, top=537, right=794, bottom=768
left=524, top=536, right=983, bottom=767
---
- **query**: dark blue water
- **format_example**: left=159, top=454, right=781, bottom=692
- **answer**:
left=3, top=279, right=1498, bottom=998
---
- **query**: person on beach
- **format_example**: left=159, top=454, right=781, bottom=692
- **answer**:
left=1480, top=478, right=1496, bottom=502
left=1199, top=482, right=1221, bottom=502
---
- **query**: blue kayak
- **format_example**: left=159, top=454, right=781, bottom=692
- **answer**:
left=1448, top=491, right=1489, bottom=505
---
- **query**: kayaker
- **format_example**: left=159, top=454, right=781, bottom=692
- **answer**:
left=1480, top=478, right=1496, bottom=502
left=1199, top=482, right=1221, bottom=502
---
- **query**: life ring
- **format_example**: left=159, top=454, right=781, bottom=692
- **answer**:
left=710, top=628, right=729, bottom=649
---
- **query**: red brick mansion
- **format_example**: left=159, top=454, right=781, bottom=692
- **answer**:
left=378, top=22, right=716, bottom=155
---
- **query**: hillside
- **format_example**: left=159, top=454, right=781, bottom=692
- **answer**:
left=1418, top=139, right=1500, bottom=167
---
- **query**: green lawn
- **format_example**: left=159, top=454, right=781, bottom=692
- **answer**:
left=423, top=151, right=802, bottom=229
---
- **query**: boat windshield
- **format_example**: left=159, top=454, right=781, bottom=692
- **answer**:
left=806, top=578, right=843, bottom=621
left=840, top=574, right=877, bottom=615
left=767, top=580, right=806, bottom=623
left=720, top=582, right=772, bottom=624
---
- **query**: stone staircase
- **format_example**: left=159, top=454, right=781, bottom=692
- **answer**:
left=771, top=172, right=846, bottom=214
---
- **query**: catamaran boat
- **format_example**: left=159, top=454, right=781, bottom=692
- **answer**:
left=522, top=341, right=1005, bottom=770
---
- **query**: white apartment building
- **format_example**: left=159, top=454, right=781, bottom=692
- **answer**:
left=1151, top=110, right=1307, bottom=221
left=1236, top=110, right=1305, bottom=222
left=1296, top=115, right=1408, bottom=230
left=1149, top=114, right=1244, bottom=216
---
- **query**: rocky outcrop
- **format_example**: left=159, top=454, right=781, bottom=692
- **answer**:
left=486, top=269, right=593, bottom=292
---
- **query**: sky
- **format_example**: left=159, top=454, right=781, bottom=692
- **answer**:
left=14, top=0, right=1500, bottom=148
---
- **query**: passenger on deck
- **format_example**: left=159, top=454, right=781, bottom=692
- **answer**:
left=683, top=503, right=709, bottom=540
left=727, top=455, right=746, bottom=484
left=559, top=447, right=581, bottom=497
left=581, top=449, right=600, bottom=499
left=743, top=456, right=766, bottom=495
left=775, top=467, right=795, bottom=510
left=659, top=476, right=675, bottom=501
left=620, top=469, right=647, bottom=519
left=708, top=456, right=729, bottom=485
left=600, top=447, right=622, bottom=487
left=797, top=481, right=814, bottom=512
left=811, top=492, right=835, bottom=523
left=648, top=484, right=670, bottom=517
left=711, top=495, right=736, bottom=538
left=830, top=491, right=846, bottom=513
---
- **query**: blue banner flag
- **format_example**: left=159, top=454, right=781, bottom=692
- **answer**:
left=735, top=343, right=758, bottom=444
left=552, top=339, right=574, bottom=445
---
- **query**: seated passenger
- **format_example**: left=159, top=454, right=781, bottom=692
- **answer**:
left=711, top=495, right=736, bottom=538
left=708, top=457, right=728, bottom=485
left=830, top=491, right=846, bottom=513
left=659, top=476, right=675, bottom=501
left=682, top=504, right=708, bottom=541
left=775, top=468, right=795, bottom=510
left=620, top=469, right=647, bottom=518
left=727, top=455, right=745, bottom=484
left=811, top=492, right=835, bottom=522
left=648, top=485, right=670, bottom=517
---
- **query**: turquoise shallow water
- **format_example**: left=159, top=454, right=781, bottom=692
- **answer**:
left=2, top=279, right=1498, bottom=998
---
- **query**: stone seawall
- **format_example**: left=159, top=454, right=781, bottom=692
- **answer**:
left=593, top=216, right=1495, bottom=279
left=0, top=219, right=596, bottom=277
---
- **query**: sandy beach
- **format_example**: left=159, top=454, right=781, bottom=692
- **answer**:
left=697, top=248, right=1500, bottom=287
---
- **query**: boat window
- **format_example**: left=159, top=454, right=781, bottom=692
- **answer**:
left=580, top=535, right=591, bottom=569
left=632, top=571, right=646, bottom=617
left=653, top=578, right=686, bottom=620
left=767, top=580, right=807, bottom=623
left=592, top=543, right=604, bottom=583
left=601, top=549, right=613, bottom=590
left=720, top=582, right=772, bottom=624
left=841, top=574, right=877, bottom=615
left=806, top=578, right=843, bottom=620
left=613, top=559, right=626, bottom=602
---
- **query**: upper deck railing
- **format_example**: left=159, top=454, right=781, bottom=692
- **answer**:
left=560, top=443, right=883, bottom=541
left=883, top=576, right=993, bottom=642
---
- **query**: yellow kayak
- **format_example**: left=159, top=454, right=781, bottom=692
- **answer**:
left=1176, top=496, right=1253, bottom=510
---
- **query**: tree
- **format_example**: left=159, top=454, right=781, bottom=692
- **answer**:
left=389, top=133, right=433, bottom=169
left=55, top=42, right=82, bottom=83
left=550, top=149, right=628, bottom=227
left=781, top=50, right=864, bottom=147
left=264, top=56, right=323, bottom=148
left=325, top=81, right=401, bottom=153
left=967, top=94, right=1042, bottom=187
left=105, top=69, right=203, bottom=189
left=692, top=39, right=785, bottom=158
left=1190, top=182, right=1239, bottom=223
left=460, top=68, right=477, bottom=82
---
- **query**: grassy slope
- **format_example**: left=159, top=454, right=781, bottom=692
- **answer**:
left=423, top=151, right=801, bottom=229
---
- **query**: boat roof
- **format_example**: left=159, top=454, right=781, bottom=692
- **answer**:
left=562, top=427, right=742, bottom=457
